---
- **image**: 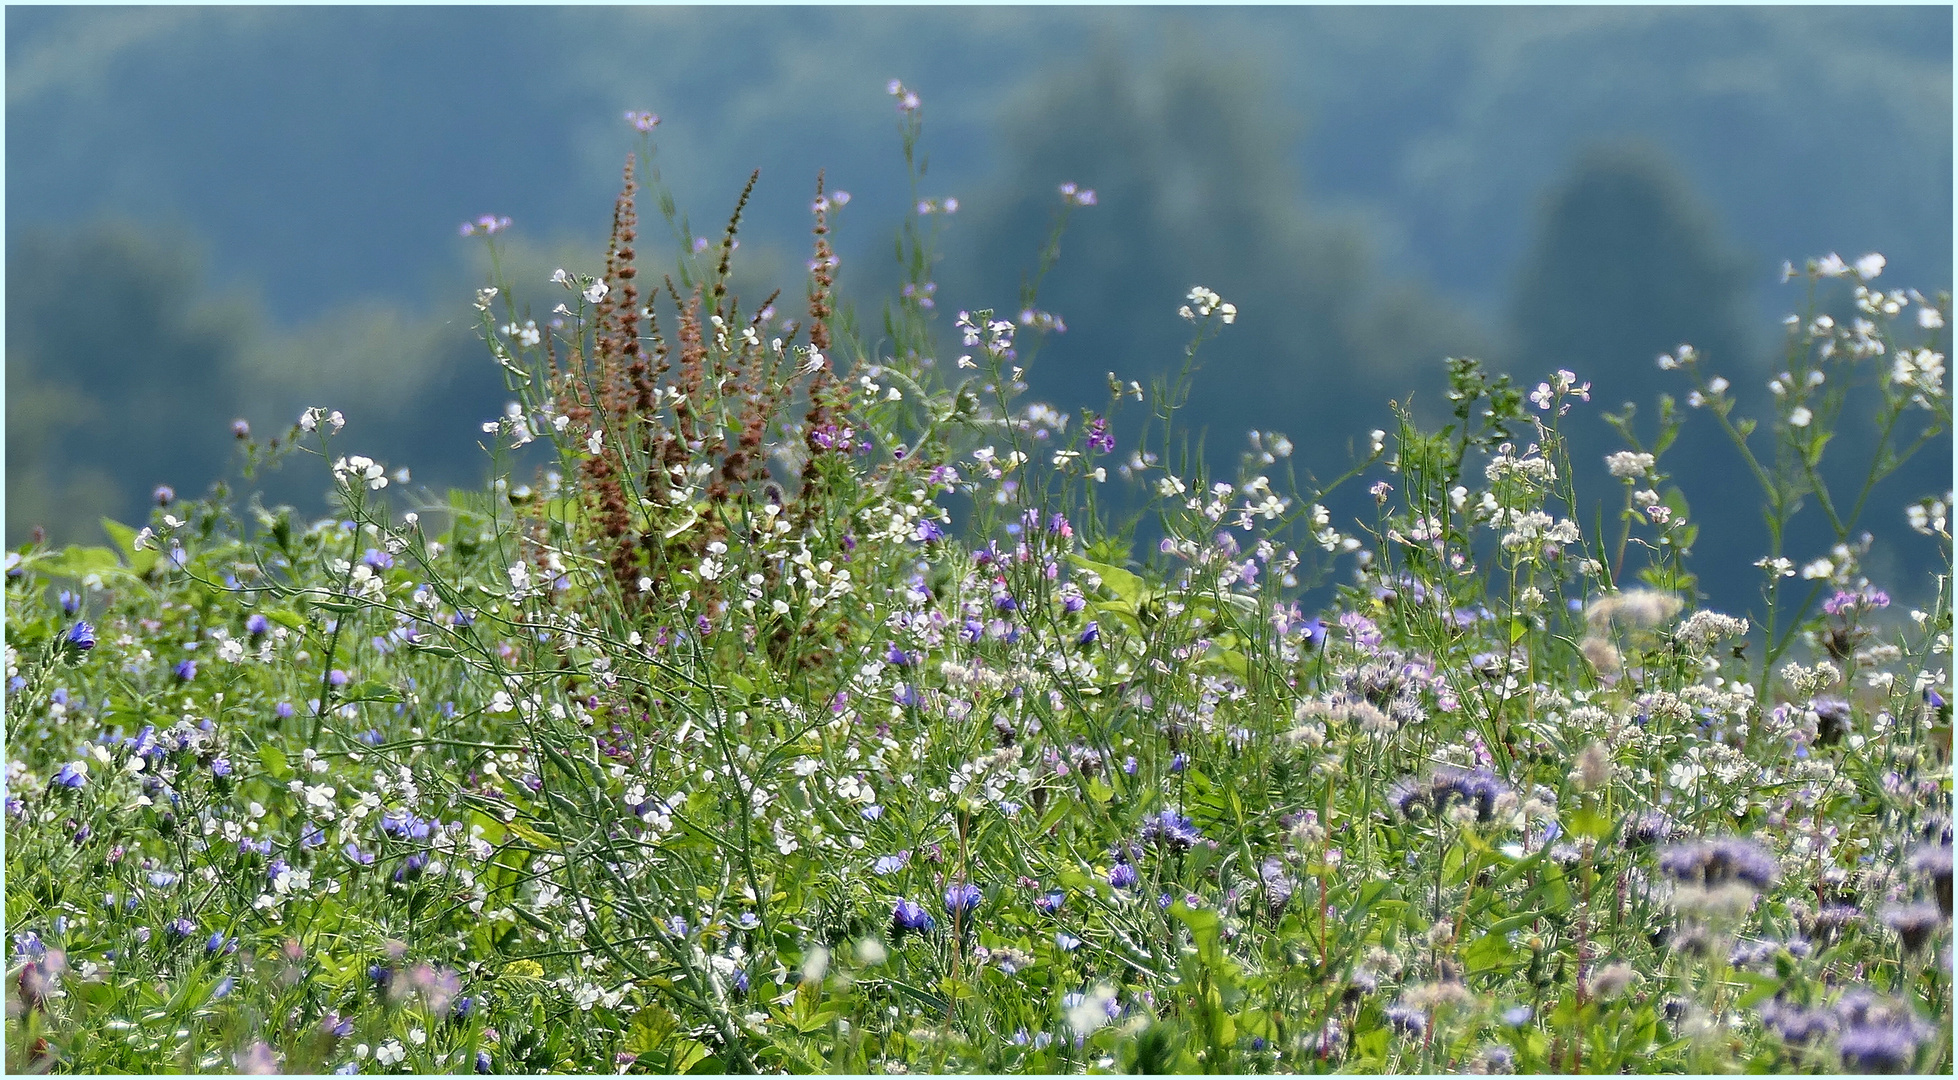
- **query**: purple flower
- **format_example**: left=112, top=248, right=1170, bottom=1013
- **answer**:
left=1880, top=903, right=1944, bottom=955
left=1078, top=622, right=1099, bottom=646
left=362, top=548, right=393, bottom=570
left=173, top=659, right=197, bottom=682
left=476, top=1050, right=493, bottom=1074
left=206, top=932, right=236, bottom=956
left=624, top=110, right=660, bottom=132
left=1034, top=889, right=1065, bottom=915
left=275, top=702, right=294, bottom=719
left=1299, top=617, right=1327, bottom=649
left=1837, top=1018, right=1930, bottom=1073
left=52, top=761, right=88, bottom=788
left=328, top=669, right=350, bottom=688
left=1108, top=863, right=1138, bottom=889
left=1139, top=809, right=1204, bottom=852
left=153, top=485, right=175, bottom=506
left=944, top=882, right=983, bottom=916
left=393, top=852, right=429, bottom=883
left=1086, top=417, right=1115, bottom=455
left=1385, top=1005, right=1427, bottom=1039
left=344, top=843, right=376, bottom=867
left=1388, top=766, right=1510, bottom=824
left=872, top=851, right=910, bottom=875
left=892, top=899, right=935, bottom=935
left=1656, top=838, right=1779, bottom=891
left=1910, top=842, right=1953, bottom=915
left=58, top=591, right=80, bottom=615
left=65, top=621, right=96, bottom=652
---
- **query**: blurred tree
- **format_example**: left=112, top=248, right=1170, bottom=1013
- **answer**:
left=1507, top=143, right=1765, bottom=607
left=940, top=35, right=1489, bottom=490
left=7, top=222, right=258, bottom=544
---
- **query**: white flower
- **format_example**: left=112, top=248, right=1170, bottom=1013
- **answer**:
left=583, top=279, right=609, bottom=304
left=586, top=429, right=604, bottom=455
left=1919, top=306, right=1944, bottom=330
left=1800, top=558, right=1834, bottom=580
left=1788, top=406, right=1813, bottom=428
left=1854, top=253, right=1886, bottom=280
left=375, top=1040, right=406, bottom=1066
left=550, top=268, right=571, bottom=287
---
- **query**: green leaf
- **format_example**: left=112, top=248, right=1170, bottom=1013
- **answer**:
left=339, top=681, right=402, bottom=705
left=1067, top=556, right=1148, bottom=606
left=504, top=820, right=559, bottom=851
left=39, top=545, right=128, bottom=581
left=1570, top=805, right=1612, bottom=841
left=100, top=518, right=160, bottom=575
left=259, top=743, right=290, bottom=780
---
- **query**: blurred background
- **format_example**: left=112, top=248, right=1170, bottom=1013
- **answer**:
left=7, top=7, right=1951, bottom=615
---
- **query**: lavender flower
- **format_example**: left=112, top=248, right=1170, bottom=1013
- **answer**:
left=173, top=659, right=197, bottom=682
left=1909, top=842, right=1953, bottom=915
left=1656, top=838, right=1779, bottom=891
left=1879, top=902, right=1944, bottom=955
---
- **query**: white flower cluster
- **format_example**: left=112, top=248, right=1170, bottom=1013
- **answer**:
left=1675, top=610, right=1750, bottom=653
left=332, top=455, right=389, bottom=490
left=1604, top=451, right=1655, bottom=479
left=1179, top=286, right=1237, bottom=324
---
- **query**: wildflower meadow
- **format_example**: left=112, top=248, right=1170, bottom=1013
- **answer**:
left=5, top=91, right=1952, bottom=1074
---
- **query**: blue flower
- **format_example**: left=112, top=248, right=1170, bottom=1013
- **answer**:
left=475, top=1051, right=493, bottom=1074
left=872, top=851, right=911, bottom=875
left=173, top=659, right=197, bottom=682
left=52, top=761, right=88, bottom=789
left=1299, top=617, right=1327, bottom=649
left=66, top=621, right=97, bottom=653
left=1034, top=889, right=1065, bottom=915
left=1078, top=622, right=1099, bottom=646
left=1108, top=864, right=1138, bottom=889
left=1055, top=931, right=1082, bottom=951
left=944, top=882, right=983, bottom=916
left=892, top=899, right=935, bottom=935
left=1139, top=809, right=1204, bottom=851
left=245, top=614, right=270, bottom=637
left=58, top=591, right=80, bottom=615
left=275, top=702, right=294, bottom=719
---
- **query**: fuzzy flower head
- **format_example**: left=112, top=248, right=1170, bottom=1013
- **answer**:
left=1389, top=766, right=1511, bottom=825
left=1139, top=809, right=1205, bottom=852
left=623, top=110, right=660, bottom=132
